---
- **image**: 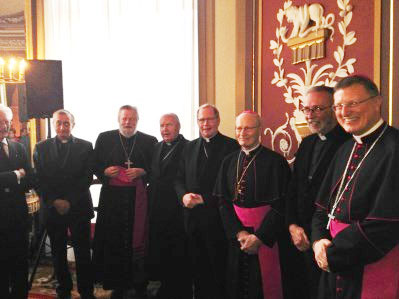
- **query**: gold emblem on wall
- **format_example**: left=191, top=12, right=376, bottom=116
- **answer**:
left=267, top=0, right=357, bottom=162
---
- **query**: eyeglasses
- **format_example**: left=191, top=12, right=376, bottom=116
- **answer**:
left=332, top=95, right=377, bottom=111
left=300, top=105, right=331, bottom=115
left=235, top=126, right=259, bottom=132
left=198, top=117, right=218, bottom=124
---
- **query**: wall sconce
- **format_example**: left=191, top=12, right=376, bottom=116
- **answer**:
left=0, top=57, right=26, bottom=83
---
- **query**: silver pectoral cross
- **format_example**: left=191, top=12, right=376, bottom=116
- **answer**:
left=125, top=159, right=133, bottom=169
left=326, top=212, right=335, bottom=230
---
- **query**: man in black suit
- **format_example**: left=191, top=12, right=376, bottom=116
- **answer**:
left=148, top=113, right=191, bottom=299
left=175, top=104, right=239, bottom=299
left=0, top=104, right=32, bottom=299
left=286, top=86, right=351, bottom=299
left=33, top=109, right=95, bottom=299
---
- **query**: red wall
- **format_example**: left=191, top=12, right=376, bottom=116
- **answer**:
left=261, top=0, right=375, bottom=160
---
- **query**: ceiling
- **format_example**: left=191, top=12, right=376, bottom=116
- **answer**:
left=0, top=0, right=24, bottom=17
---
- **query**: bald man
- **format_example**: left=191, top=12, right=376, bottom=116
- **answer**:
left=215, top=111, right=304, bottom=299
left=148, top=114, right=191, bottom=299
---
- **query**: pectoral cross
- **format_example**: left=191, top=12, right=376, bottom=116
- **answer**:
left=326, top=212, right=335, bottom=230
left=125, top=159, right=133, bottom=169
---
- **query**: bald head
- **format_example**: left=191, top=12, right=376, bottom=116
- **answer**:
left=235, top=111, right=261, bottom=150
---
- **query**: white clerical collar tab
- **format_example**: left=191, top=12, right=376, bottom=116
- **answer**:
left=318, top=133, right=327, bottom=141
left=120, top=129, right=137, bottom=138
left=242, top=143, right=261, bottom=155
left=353, top=118, right=384, bottom=144
left=204, top=137, right=210, bottom=143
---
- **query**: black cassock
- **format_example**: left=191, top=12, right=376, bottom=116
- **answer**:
left=214, top=145, right=307, bottom=299
left=312, top=123, right=399, bottom=299
left=147, top=134, right=191, bottom=299
left=92, top=130, right=157, bottom=290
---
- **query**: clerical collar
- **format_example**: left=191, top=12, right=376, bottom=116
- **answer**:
left=317, top=134, right=327, bottom=141
left=353, top=118, right=384, bottom=144
left=119, top=129, right=137, bottom=139
left=317, top=124, right=340, bottom=141
left=165, top=134, right=181, bottom=146
left=202, top=132, right=219, bottom=143
left=242, top=143, right=261, bottom=155
left=56, top=136, right=72, bottom=144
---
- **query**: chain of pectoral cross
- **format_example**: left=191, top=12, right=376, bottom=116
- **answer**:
left=118, top=133, right=137, bottom=169
left=326, top=125, right=388, bottom=229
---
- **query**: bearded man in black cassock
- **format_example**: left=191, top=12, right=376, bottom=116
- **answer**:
left=286, top=86, right=351, bottom=299
left=312, top=75, right=399, bottom=299
left=147, top=113, right=191, bottom=299
left=214, top=111, right=305, bottom=299
left=174, top=104, right=239, bottom=299
left=92, top=105, right=157, bottom=299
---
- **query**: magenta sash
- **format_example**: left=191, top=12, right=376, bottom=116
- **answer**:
left=109, top=167, right=148, bottom=260
left=330, top=219, right=399, bottom=299
left=234, top=205, right=283, bottom=299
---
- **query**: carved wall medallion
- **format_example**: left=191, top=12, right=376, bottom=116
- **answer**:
left=266, top=0, right=357, bottom=162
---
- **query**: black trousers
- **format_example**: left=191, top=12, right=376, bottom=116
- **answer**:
left=0, top=231, right=29, bottom=299
left=188, top=229, right=226, bottom=299
left=47, top=215, right=93, bottom=296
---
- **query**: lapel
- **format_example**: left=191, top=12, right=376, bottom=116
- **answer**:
left=311, top=139, right=338, bottom=181
left=192, top=138, right=202, bottom=179
left=304, top=135, right=319, bottom=178
left=152, top=142, right=163, bottom=177
left=6, top=140, right=17, bottom=168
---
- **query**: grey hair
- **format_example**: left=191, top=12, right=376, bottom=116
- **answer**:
left=0, top=104, right=13, bottom=121
left=53, top=109, right=75, bottom=125
left=161, top=113, right=180, bottom=127
left=118, top=105, right=139, bottom=120
left=197, top=103, right=220, bottom=119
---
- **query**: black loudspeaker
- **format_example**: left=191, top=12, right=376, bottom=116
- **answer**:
left=20, top=60, right=64, bottom=121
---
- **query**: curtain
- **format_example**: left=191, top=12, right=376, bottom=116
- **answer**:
left=43, top=0, right=198, bottom=143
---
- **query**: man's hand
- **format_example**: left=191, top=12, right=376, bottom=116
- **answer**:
left=104, top=166, right=119, bottom=178
left=125, top=167, right=146, bottom=180
left=240, top=234, right=263, bottom=254
left=53, top=199, right=71, bottom=215
left=182, top=193, right=204, bottom=209
left=18, top=168, right=26, bottom=178
left=313, top=238, right=332, bottom=272
left=237, top=230, right=250, bottom=247
left=289, top=224, right=310, bottom=251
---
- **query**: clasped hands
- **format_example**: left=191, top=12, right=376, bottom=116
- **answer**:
left=182, top=193, right=204, bottom=209
left=237, top=231, right=262, bottom=255
left=104, top=166, right=145, bottom=181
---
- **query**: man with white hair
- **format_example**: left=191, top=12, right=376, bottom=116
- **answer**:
left=92, top=105, right=157, bottom=299
left=214, top=111, right=304, bottom=299
left=33, top=109, right=95, bottom=299
left=0, top=104, right=32, bottom=298
left=148, top=113, right=191, bottom=299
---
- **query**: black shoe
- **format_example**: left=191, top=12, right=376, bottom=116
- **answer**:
left=56, top=292, right=72, bottom=299
left=111, top=289, right=125, bottom=299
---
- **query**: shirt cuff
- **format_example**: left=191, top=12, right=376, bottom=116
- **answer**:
left=14, top=170, right=21, bottom=184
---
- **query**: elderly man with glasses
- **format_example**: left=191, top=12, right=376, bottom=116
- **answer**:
left=311, top=75, right=399, bottom=299
left=286, top=86, right=351, bottom=299
left=215, top=111, right=307, bottom=299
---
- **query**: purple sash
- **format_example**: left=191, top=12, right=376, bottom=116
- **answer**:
left=330, top=219, right=399, bottom=299
left=109, top=166, right=148, bottom=260
left=234, top=204, right=283, bottom=299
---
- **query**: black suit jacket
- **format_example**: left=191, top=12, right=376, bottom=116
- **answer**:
left=149, top=134, right=188, bottom=222
left=174, top=132, right=239, bottom=233
left=286, top=125, right=351, bottom=233
left=33, top=136, right=94, bottom=221
left=0, top=140, right=32, bottom=252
